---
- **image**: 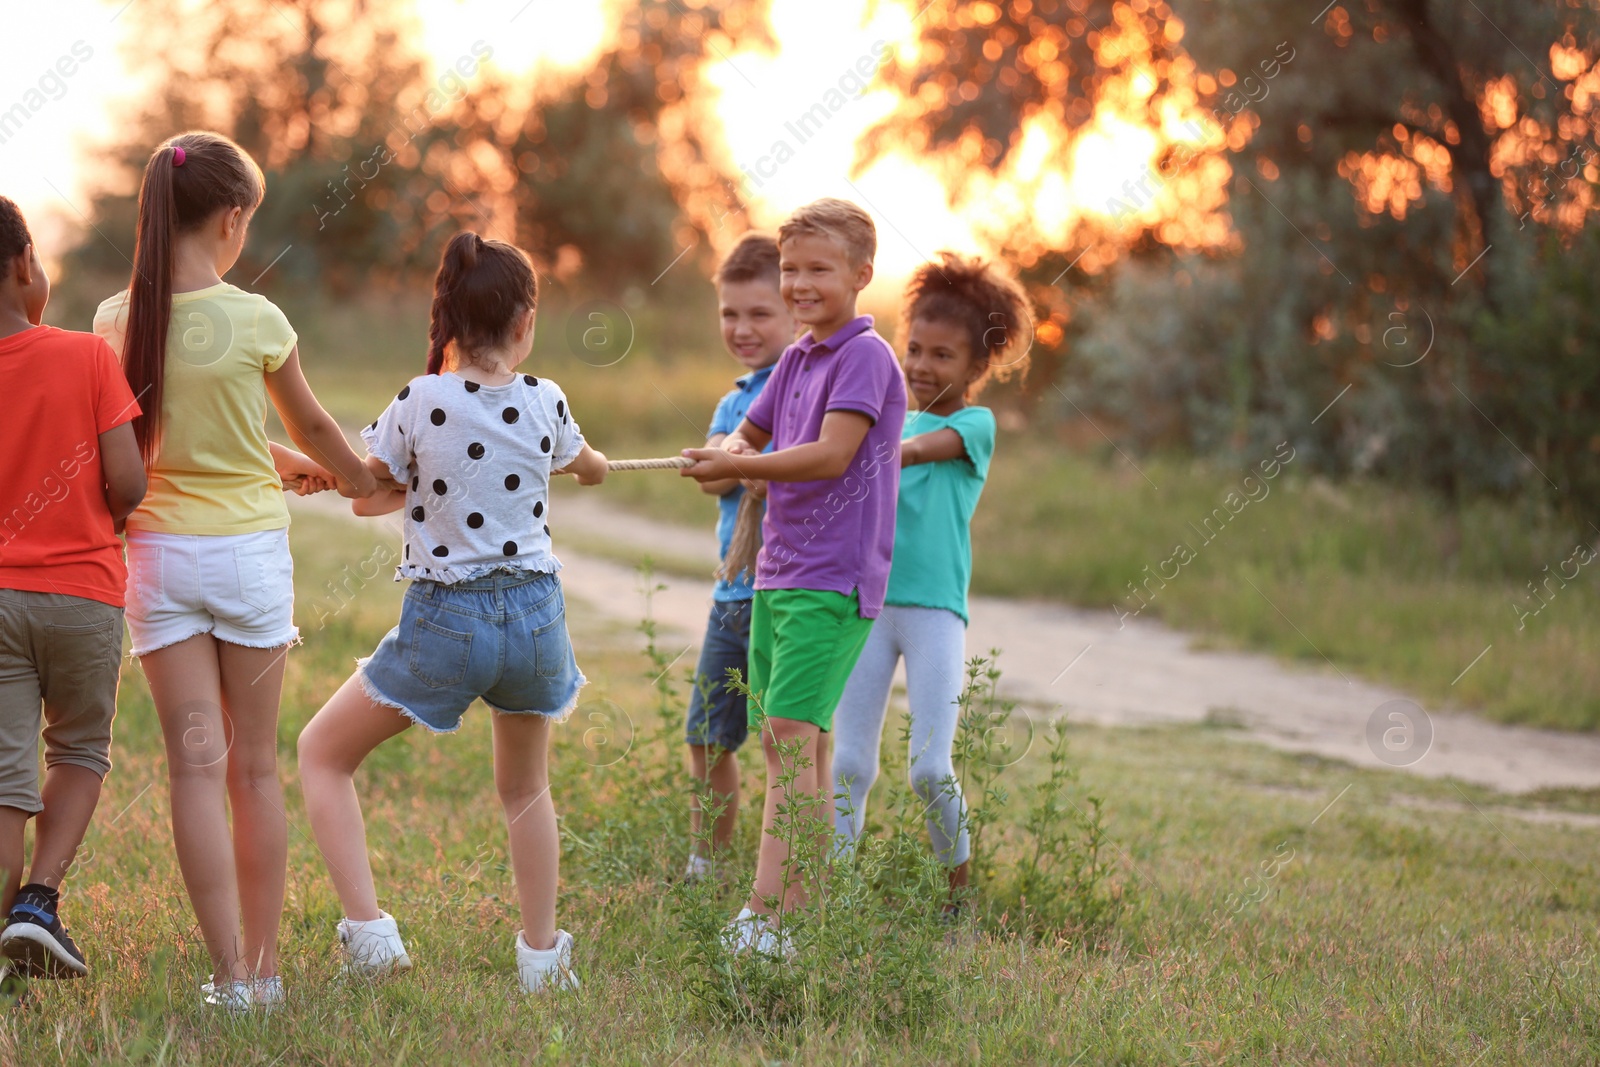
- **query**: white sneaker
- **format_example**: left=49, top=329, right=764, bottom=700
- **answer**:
left=684, top=854, right=712, bottom=883
left=721, top=907, right=764, bottom=954
left=338, top=912, right=412, bottom=976
left=516, top=929, right=579, bottom=993
left=202, top=974, right=284, bottom=1012
left=720, top=908, right=793, bottom=959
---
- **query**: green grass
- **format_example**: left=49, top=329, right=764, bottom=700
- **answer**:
left=244, top=289, right=1600, bottom=730
left=0, top=509, right=1596, bottom=1064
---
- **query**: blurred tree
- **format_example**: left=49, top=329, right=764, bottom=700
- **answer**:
left=58, top=0, right=772, bottom=306
left=451, top=0, right=772, bottom=291
left=866, top=0, right=1600, bottom=524
left=58, top=0, right=465, bottom=301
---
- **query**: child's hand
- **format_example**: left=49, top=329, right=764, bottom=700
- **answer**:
left=572, top=448, right=607, bottom=486
left=286, top=471, right=338, bottom=495
left=680, top=447, right=740, bottom=483
left=742, top=478, right=768, bottom=500
left=273, top=445, right=337, bottom=494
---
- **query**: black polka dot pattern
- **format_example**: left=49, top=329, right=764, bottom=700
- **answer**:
left=388, top=375, right=576, bottom=576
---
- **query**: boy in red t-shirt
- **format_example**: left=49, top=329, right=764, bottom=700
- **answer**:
left=0, top=197, right=147, bottom=979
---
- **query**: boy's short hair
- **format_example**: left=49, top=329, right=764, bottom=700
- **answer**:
left=0, top=197, right=33, bottom=265
left=716, top=232, right=781, bottom=288
left=778, top=198, right=876, bottom=268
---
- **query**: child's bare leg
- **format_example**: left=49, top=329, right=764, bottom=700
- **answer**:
left=491, top=712, right=556, bottom=950
left=141, top=634, right=245, bottom=980
left=0, top=807, right=27, bottom=914
left=689, top=744, right=741, bottom=855
left=27, top=764, right=103, bottom=890
left=218, top=641, right=291, bottom=978
left=297, top=674, right=411, bottom=922
left=748, top=716, right=825, bottom=917
left=814, top=730, right=833, bottom=832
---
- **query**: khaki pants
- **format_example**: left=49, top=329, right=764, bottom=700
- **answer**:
left=0, top=589, right=123, bottom=814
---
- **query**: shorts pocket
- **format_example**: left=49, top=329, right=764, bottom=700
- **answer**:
left=42, top=611, right=123, bottom=687
left=126, top=545, right=164, bottom=611
left=409, top=617, right=473, bottom=688
left=235, top=541, right=291, bottom=614
left=531, top=614, right=570, bottom=679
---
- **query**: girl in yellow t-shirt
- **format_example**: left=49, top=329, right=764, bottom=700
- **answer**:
left=94, top=131, right=379, bottom=1012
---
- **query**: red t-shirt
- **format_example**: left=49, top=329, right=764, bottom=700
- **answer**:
left=0, top=325, right=141, bottom=607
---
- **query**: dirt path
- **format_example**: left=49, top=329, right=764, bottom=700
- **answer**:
left=291, top=490, right=1600, bottom=795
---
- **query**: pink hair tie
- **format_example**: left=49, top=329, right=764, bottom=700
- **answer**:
left=172, top=146, right=186, bottom=167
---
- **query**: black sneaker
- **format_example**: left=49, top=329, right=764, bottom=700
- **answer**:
left=1, top=885, right=87, bottom=979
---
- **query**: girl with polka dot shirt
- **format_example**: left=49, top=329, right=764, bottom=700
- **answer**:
left=298, top=231, right=606, bottom=994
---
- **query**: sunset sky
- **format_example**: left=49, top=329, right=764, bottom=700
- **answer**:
left=0, top=0, right=1165, bottom=289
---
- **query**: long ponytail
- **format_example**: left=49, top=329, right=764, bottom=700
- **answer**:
left=426, top=230, right=537, bottom=375
left=122, top=131, right=263, bottom=465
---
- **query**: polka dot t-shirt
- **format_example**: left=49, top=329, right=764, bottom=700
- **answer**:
left=360, top=371, right=585, bottom=584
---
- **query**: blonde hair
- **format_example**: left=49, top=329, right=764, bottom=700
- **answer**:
left=778, top=198, right=876, bottom=267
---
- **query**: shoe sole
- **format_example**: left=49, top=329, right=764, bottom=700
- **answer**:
left=0, top=925, right=87, bottom=979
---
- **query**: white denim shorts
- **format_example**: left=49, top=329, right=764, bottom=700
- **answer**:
left=124, top=528, right=298, bottom=656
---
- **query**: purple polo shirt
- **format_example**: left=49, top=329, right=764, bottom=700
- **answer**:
left=743, top=315, right=907, bottom=619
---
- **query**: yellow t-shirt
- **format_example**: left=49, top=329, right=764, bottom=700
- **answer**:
left=94, top=283, right=297, bottom=535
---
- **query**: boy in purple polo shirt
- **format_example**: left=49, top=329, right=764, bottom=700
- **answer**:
left=682, top=198, right=907, bottom=955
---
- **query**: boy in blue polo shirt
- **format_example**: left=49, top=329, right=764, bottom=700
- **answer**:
left=683, top=233, right=795, bottom=881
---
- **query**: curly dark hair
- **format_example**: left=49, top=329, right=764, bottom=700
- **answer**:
left=903, top=251, right=1034, bottom=399
left=0, top=196, right=34, bottom=266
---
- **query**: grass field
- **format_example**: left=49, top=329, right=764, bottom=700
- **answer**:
left=0, top=509, right=1596, bottom=1064
left=259, top=289, right=1600, bottom=732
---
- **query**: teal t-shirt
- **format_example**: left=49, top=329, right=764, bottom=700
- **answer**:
left=884, top=406, right=996, bottom=624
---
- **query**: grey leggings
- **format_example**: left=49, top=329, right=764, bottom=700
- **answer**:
left=831, top=604, right=970, bottom=867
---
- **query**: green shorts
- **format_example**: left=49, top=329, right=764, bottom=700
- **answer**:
left=747, top=588, right=874, bottom=733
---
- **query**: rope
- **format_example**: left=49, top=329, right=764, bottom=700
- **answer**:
left=602, top=456, right=695, bottom=471
left=717, top=489, right=765, bottom=583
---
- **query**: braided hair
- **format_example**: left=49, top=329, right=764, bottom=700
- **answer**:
left=903, top=252, right=1034, bottom=399
left=427, top=231, right=538, bottom=374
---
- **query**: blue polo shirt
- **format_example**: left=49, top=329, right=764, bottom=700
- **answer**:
left=709, top=364, right=774, bottom=601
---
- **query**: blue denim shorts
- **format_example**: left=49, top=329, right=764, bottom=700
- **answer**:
left=358, top=569, right=585, bottom=734
left=684, top=598, right=752, bottom=751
